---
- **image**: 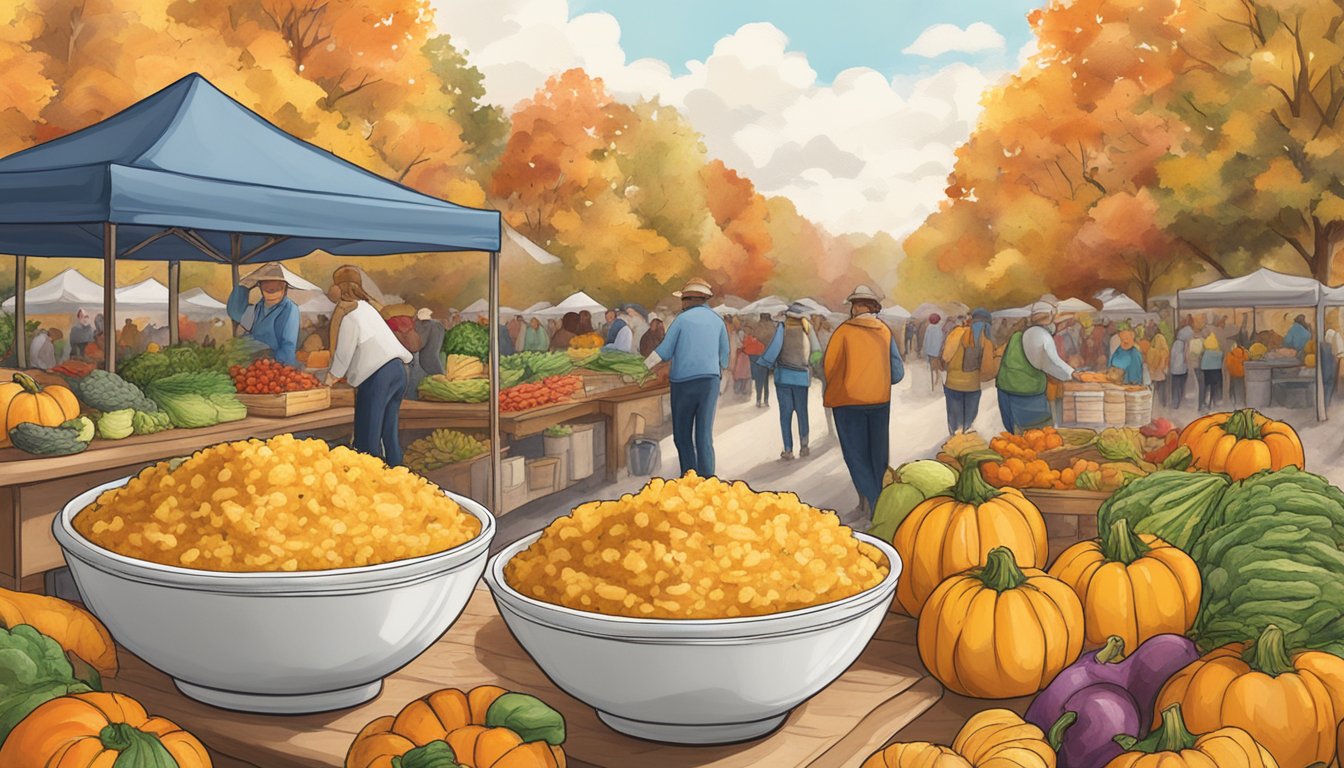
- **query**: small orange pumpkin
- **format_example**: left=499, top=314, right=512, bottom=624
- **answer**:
left=0, top=691, right=211, bottom=767
left=1049, top=519, right=1201, bottom=650
left=1104, top=703, right=1278, bottom=768
left=892, top=456, right=1048, bottom=617
left=346, top=686, right=566, bottom=768
left=1178, top=409, right=1304, bottom=480
left=0, top=372, right=80, bottom=446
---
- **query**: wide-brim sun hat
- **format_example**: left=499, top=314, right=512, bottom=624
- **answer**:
left=845, top=284, right=883, bottom=304
left=785, top=301, right=810, bottom=318
left=673, top=278, right=714, bottom=298
left=239, top=262, right=299, bottom=289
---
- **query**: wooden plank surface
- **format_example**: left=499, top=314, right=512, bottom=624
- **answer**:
left=107, top=586, right=940, bottom=768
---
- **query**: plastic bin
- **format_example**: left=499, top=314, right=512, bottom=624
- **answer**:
left=569, top=423, right=595, bottom=481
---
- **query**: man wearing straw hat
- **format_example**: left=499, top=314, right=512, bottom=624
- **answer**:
left=995, top=299, right=1082, bottom=433
left=824, top=285, right=905, bottom=517
left=644, top=278, right=731, bottom=477
left=226, top=261, right=302, bottom=367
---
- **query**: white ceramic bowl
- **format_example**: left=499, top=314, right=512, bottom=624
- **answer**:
left=54, top=476, right=495, bottom=714
left=485, top=530, right=901, bottom=745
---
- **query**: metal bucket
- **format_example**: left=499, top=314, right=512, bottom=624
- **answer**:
left=627, top=437, right=661, bottom=476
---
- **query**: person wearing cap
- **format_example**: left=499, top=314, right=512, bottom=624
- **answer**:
left=644, top=278, right=731, bottom=477
left=760, top=301, right=822, bottom=460
left=923, top=313, right=945, bottom=393
left=941, top=309, right=996, bottom=435
left=324, top=273, right=413, bottom=465
left=995, top=300, right=1082, bottom=434
left=824, top=285, right=905, bottom=517
left=227, top=261, right=302, bottom=367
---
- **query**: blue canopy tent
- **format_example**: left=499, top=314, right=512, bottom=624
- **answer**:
left=0, top=73, right=508, bottom=503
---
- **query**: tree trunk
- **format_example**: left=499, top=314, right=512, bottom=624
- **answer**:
left=1314, top=217, right=1338, bottom=283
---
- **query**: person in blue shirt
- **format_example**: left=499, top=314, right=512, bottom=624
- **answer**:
left=1107, top=329, right=1145, bottom=384
left=644, top=278, right=731, bottom=477
left=760, top=302, right=822, bottom=461
left=1283, top=314, right=1312, bottom=356
left=226, top=261, right=301, bottom=367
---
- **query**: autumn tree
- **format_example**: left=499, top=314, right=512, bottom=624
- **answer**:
left=700, top=161, right=774, bottom=298
left=424, top=34, right=509, bottom=171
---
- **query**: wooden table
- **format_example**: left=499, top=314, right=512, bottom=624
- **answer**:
left=108, top=586, right=942, bottom=768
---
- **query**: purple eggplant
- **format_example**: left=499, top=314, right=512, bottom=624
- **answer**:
left=1025, top=634, right=1199, bottom=768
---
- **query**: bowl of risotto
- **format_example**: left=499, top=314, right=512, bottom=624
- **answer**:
left=484, top=472, right=901, bottom=745
left=52, top=435, right=494, bottom=715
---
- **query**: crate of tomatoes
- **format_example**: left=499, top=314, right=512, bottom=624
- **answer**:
left=499, top=374, right=585, bottom=413
left=230, top=358, right=331, bottom=417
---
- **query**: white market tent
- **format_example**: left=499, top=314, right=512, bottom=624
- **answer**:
left=739, top=295, right=788, bottom=317
left=1, top=268, right=102, bottom=314
left=1176, top=268, right=1344, bottom=421
left=796, top=297, right=833, bottom=315
left=461, top=298, right=519, bottom=317
left=179, top=287, right=226, bottom=318
left=712, top=304, right=740, bottom=317
left=1097, top=290, right=1149, bottom=318
left=114, top=278, right=171, bottom=315
left=503, top=225, right=561, bottom=265
left=537, top=291, right=605, bottom=318
left=523, top=301, right=552, bottom=315
left=992, top=305, right=1031, bottom=319
left=1055, top=297, right=1099, bottom=314
left=879, top=304, right=913, bottom=320
left=718, top=294, right=750, bottom=310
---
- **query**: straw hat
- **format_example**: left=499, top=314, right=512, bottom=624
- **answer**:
left=380, top=303, right=416, bottom=320
left=673, top=278, right=714, bottom=298
left=239, top=262, right=298, bottom=288
left=845, top=284, right=883, bottom=304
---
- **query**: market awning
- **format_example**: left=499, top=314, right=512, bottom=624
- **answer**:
left=0, top=74, right=500, bottom=260
left=1096, top=290, right=1148, bottom=317
left=523, top=301, right=553, bottom=314
left=503, top=226, right=561, bottom=265
left=1176, top=268, right=1344, bottom=308
left=879, top=304, right=912, bottom=320
left=179, top=288, right=226, bottom=318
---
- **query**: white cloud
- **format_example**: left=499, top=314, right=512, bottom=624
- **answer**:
left=901, top=22, right=1006, bottom=58
left=430, top=0, right=1009, bottom=237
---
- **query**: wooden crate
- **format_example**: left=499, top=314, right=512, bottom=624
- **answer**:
left=330, top=384, right=355, bottom=408
left=1021, top=488, right=1109, bottom=559
left=234, top=387, right=331, bottom=418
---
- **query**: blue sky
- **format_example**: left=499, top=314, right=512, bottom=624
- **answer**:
left=568, top=0, right=1047, bottom=81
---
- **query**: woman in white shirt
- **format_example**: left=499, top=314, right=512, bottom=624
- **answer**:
left=323, top=273, right=414, bottom=466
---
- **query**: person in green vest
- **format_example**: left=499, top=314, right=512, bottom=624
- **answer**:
left=996, top=301, right=1083, bottom=433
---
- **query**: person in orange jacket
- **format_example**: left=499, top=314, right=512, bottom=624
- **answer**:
left=824, top=284, right=905, bottom=518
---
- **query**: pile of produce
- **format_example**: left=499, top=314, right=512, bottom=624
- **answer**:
left=502, top=351, right=574, bottom=382
left=230, top=358, right=321, bottom=394
left=566, top=332, right=604, bottom=365
left=50, top=360, right=95, bottom=379
left=445, top=353, right=486, bottom=380
left=404, top=429, right=488, bottom=474
left=419, top=375, right=490, bottom=403
left=10, top=417, right=94, bottom=456
left=441, top=321, right=490, bottom=361
left=500, top=375, right=583, bottom=413
left=145, top=371, right=247, bottom=428
left=576, top=349, right=653, bottom=383
left=118, top=338, right=266, bottom=388
left=1178, top=409, right=1304, bottom=479
left=543, top=424, right=573, bottom=438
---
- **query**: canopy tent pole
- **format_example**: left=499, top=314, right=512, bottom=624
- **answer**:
left=489, top=244, right=502, bottom=514
left=168, top=261, right=180, bottom=346
left=13, top=256, right=26, bottom=368
left=103, top=223, right=117, bottom=374
left=1317, top=298, right=1328, bottom=422
left=230, top=235, right=241, bottom=337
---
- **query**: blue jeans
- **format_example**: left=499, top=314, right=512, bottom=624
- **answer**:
left=834, top=403, right=889, bottom=510
left=670, top=377, right=719, bottom=477
left=776, top=383, right=809, bottom=452
left=1170, top=372, right=1188, bottom=409
left=354, top=359, right=407, bottom=466
left=944, top=387, right=982, bottom=434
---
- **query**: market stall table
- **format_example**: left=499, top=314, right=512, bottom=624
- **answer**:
left=106, top=585, right=942, bottom=768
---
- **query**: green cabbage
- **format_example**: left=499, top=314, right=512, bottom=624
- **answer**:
left=95, top=409, right=135, bottom=440
left=0, top=625, right=93, bottom=743
left=441, top=322, right=490, bottom=361
left=208, top=393, right=248, bottom=422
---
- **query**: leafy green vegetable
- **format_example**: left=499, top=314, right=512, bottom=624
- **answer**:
left=578, top=349, right=652, bottom=383
left=503, top=351, right=574, bottom=382
left=442, top=322, right=490, bottom=361
left=0, top=624, right=93, bottom=742
left=154, top=392, right=221, bottom=428
left=1190, top=468, right=1344, bottom=654
left=95, top=408, right=135, bottom=440
left=1096, top=428, right=1147, bottom=463
left=131, top=410, right=173, bottom=435
left=207, top=393, right=248, bottom=422
left=418, top=376, right=490, bottom=403
left=146, top=371, right=235, bottom=399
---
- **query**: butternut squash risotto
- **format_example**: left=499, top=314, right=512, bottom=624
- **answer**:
left=75, top=435, right=481, bottom=572
left=505, top=472, right=888, bottom=619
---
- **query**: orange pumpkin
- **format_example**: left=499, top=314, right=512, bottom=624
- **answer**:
left=1049, top=519, right=1201, bottom=650
left=0, top=691, right=211, bottom=767
left=1178, top=409, right=1304, bottom=480
left=0, top=587, right=118, bottom=677
left=0, top=372, right=80, bottom=446
left=1104, top=703, right=1278, bottom=768
left=892, top=456, right=1048, bottom=617
left=1154, top=625, right=1344, bottom=768
left=346, top=686, right=567, bottom=768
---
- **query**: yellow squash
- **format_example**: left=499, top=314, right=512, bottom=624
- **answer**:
left=918, top=547, right=1084, bottom=699
left=1049, top=519, right=1201, bottom=650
